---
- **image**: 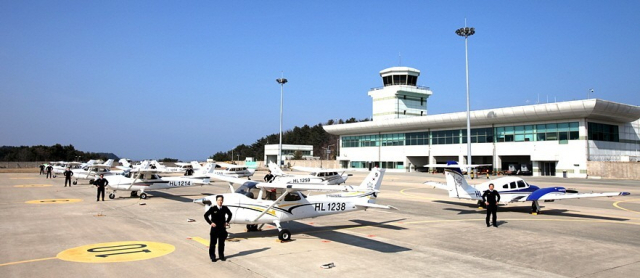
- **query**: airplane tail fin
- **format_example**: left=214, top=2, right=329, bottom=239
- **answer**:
left=443, top=163, right=480, bottom=200
left=118, top=159, right=131, bottom=168
left=190, top=161, right=202, bottom=170
left=104, top=159, right=114, bottom=167
left=268, top=162, right=285, bottom=176
left=354, top=168, right=385, bottom=203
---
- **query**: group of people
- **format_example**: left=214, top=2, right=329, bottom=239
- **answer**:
left=39, top=164, right=54, bottom=178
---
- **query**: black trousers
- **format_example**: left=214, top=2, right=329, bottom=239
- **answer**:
left=46, top=172, right=52, bottom=178
left=97, top=187, right=105, bottom=200
left=209, top=229, right=228, bottom=260
left=65, top=178, right=72, bottom=187
left=486, top=204, right=497, bottom=225
left=40, top=169, right=44, bottom=175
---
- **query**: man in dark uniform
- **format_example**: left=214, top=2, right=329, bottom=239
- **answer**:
left=63, top=167, right=74, bottom=187
left=204, top=195, right=232, bottom=262
left=263, top=170, right=274, bottom=183
left=94, top=174, right=108, bottom=201
left=482, top=183, right=501, bottom=227
left=45, top=164, right=53, bottom=179
left=39, top=164, right=45, bottom=175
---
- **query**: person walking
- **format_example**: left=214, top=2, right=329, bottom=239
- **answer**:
left=204, top=195, right=232, bottom=262
left=482, top=183, right=501, bottom=227
left=263, top=170, right=274, bottom=183
left=94, top=174, right=108, bottom=201
left=45, top=164, right=53, bottom=179
left=63, top=167, right=74, bottom=187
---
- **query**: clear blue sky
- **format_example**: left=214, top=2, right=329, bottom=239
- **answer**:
left=1, top=1, right=639, bottom=161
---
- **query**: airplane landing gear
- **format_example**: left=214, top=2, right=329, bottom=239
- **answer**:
left=531, top=200, right=541, bottom=214
left=72, top=181, right=77, bottom=185
left=89, top=179, right=95, bottom=185
left=278, top=229, right=291, bottom=241
left=246, top=224, right=260, bottom=232
left=273, top=220, right=292, bottom=241
left=140, top=193, right=148, bottom=199
left=130, top=191, right=138, bottom=198
left=109, top=193, right=115, bottom=199
left=477, top=200, right=486, bottom=209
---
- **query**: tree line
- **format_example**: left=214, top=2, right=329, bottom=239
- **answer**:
left=0, top=144, right=118, bottom=162
left=209, top=117, right=369, bottom=161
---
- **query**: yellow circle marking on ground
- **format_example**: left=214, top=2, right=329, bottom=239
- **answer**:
left=25, top=199, right=83, bottom=204
left=57, top=241, right=175, bottom=263
left=613, top=198, right=640, bottom=214
left=14, top=184, right=53, bottom=188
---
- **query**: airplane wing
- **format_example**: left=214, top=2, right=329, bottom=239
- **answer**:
left=255, top=182, right=353, bottom=192
left=532, top=191, right=630, bottom=201
left=424, top=181, right=448, bottom=190
left=355, top=203, right=398, bottom=210
left=208, top=173, right=249, bottom=185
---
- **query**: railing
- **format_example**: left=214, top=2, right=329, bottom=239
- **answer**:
left=370, top=85, right=431, bottom=91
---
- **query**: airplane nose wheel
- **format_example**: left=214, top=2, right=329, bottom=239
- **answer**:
left=109, top=193, right=115, bottom=199
left=130, top=191, right=138, bottom=198
left=278, top=229, right=291, bottom=241
left=139, top=193, right=148, bottom=199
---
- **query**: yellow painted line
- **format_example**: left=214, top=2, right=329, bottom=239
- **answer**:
left=0, top=257, right=57, bottom=267
left=613, top=198, right=640, bottom=214
left=25, top=199, right=83, bottom=204
left=13, top=184, right=52, bottom=188
left=10, top=178, right=38, bottom=180
left=57, top=241, right=175, bottom=263
left=189, top=237, right=209, bottom=246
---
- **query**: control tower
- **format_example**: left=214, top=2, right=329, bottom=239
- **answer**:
left=367, top=67, right=433, bottom=121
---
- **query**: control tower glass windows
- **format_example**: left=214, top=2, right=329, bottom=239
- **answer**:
left=382, top=75, right=418, bottom=86
left=588, top=122, right=619, bottom=142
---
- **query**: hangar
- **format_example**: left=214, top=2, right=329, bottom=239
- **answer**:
left=323, top=67, right=640, bottom=177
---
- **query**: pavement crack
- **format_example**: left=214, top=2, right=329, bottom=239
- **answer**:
left=575, top=259, right=640, bottom=277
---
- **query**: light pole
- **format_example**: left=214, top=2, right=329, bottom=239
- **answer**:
left=276, top=75, right=288, bottom=168
left=456, top=22, right=475, bottom=178
left=323, top=144, right=335, bottom=161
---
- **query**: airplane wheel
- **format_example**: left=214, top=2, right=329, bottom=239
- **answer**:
left=89, top=179, right=95, bottom=185
left=72, top=181, right=77, bottom=185
left=109, top=194, right=115, bottom=199
left=246, top=224, right=259, bottom=232
left=53, top=175, right=57, bottom=178
left=140, top=193, right=148, bottom=199
left=130, top=191, right=138, bottom=197
left=278, top=229, right=291, bottom=241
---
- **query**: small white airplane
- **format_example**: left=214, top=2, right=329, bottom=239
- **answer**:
left=104, top=162, right=214, bottom=199
left=191, top=161, right=255, bottom=179
left=267, top=162, right=351, bottom=185
left=425, top=162, right=630, bottom=214
left=118, top=159, right=187, bottom=174
left=70, top=159, right=120, bottom=185
left=193, top=168, right=395, bottom=241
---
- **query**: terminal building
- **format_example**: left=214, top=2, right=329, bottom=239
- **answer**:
left=264, top=144, right=315, bottom=163
left=323, top=67, right=640, bottom=177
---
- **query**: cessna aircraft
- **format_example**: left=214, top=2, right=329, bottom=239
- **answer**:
left=193, top=168, right=395, bottom=241
left=267, top=162, right=350, bottom=185
left=191, top=161, right=255, bottom=179
left=70, top=159, right=119, bottom=185
left=104, top=162, right=214, bottom=199
left=118, top=159, right=187, bottom=174
left=425, top=162, right=630, bottom=213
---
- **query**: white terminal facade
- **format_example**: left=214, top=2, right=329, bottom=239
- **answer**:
left=324, top=67, right=640, bottom=177
left=264, top=144, right=314, bottom=163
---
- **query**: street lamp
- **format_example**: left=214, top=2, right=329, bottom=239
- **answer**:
left=276, top=75, right=288, bottom=168
left=456, top=22, right=475, bottom=178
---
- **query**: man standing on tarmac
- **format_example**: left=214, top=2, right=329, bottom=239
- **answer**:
left=94, top=174, right=108, bottom=201
left=63, top=167, right=74, bottom=187
left=45, top=164, right=53, bottom=179
left=482, top=183, right=501, bottom=227
left=264, top=170, right=274, bottom=183
left=204, top=195, right=232, bottom=262
left=39, top=164, right=45, bottom=175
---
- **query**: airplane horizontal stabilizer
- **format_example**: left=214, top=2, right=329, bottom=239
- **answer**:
left=355, top=203, right=397, bottom=210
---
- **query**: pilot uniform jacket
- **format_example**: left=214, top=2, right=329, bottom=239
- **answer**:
left=482, top=190, right=501, bottom=205
left=204, top=205, right=233, bottom=234
left=94, top=178, right=109, bottom=188
left=63, top=170, right=74, bottom=178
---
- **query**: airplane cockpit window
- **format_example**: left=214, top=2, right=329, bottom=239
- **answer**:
left=502, top=184, right=508, bottom=189
left=284, top=192, right=301, bottom=201
left=138, top=174, right=145, bottom=179
left=123, top=171, right=131, bottom=178
left=510, top=182, right=517, bottom=189
left=151, top=174, right=161, bottom=179
left=517, top=180, right=527, bottom=188
left=235, top=181, right=259, bottom=199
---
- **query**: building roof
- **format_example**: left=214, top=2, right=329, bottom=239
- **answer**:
left=323, top=99, right=640, bottom=135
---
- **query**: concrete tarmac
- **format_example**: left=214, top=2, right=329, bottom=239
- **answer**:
left=1, top=171, right=639, bottom=277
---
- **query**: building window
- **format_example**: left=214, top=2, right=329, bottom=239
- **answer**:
left=588, top=122, right=619, bottom=142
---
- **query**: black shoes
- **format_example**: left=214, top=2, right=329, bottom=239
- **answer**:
left=220, top=257, right=226, bottom=261
left=211, top=258, right=217, bottom=262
